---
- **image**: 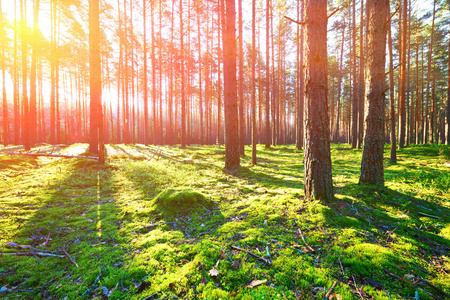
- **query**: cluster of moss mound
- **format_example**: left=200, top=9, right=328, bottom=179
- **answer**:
left=153, top=188, right=213, bottom=215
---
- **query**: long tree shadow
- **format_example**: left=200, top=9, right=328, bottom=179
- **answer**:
left=1, top=158, right=137, bottom=299
left=321, top=183, right=450, bottom=298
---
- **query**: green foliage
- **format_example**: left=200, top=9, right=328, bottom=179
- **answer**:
left=0, top=144, right=449, bottom=299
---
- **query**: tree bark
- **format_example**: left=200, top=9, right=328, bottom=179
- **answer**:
left=351, top=0, right=358, bottom=149
left=265, top=0, right=271, bottom=148
left=0, top=0, right=8, bottom=146
left=89, top=0, right=103, bottom=164
left=359, top=0, right=389, bottom=185
left=238, top=0, right=245, bottom=155
left=388, top=23, right=396, bottom=163
left=303, top=0, right=333, bottom=201
left=398, top=0, right=407, bottom=148
left=223, top=0, right=240, bottom=170
left=251, top=0, right=256, bottom=165
left=424, top=0, right=435, bottom=144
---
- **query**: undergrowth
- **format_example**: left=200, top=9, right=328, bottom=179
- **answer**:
left=0, top=143, right=449, bottom=299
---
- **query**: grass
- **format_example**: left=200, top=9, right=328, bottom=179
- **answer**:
left=0, top=143, right=449, bottom=299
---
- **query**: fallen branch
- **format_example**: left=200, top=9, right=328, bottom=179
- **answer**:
left=0, top=252, right=65, bottom=258
left=231, top=246, right=271, bottom=265
left=352, top=276, right=364, bottom=300
left=148, top=145, right=162, bottom=162
left=416, top=211, right=441, bottom=219
left=297, top=228, right=316, bottom=253
left=417, top=278, right=450, bottom=299
left=417, top=288, right=444, bottom=300
left=62, top=244, right=79, bottom=268
left=5, top=152, right=98, bottom=160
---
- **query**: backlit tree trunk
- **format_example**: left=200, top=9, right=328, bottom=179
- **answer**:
left=388, top=23, right=396, bottom=163
left=265, top=0, right=271, bottom=148
left=303, top=0, right=333, bottom=201
left=223, top=0, right=240, bottom=170
left=89, top=0, right=104, bottom=164
left=0, top=0, right=8, bottom=146
left=359, top=0, right=389, bottom=185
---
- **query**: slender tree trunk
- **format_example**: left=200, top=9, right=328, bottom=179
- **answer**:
left=223, top=0, right=240, bottom=169
left=20, top=0, right=30, bottom=150
left=143, top=0, right=149, bottom=145
left=0, top=1, right=8, bottom=145
left=388, top=23, right=396, bottom=163
left=351, top=0, right=358, bottom=148
left=251, top=0, right=256, bottom=164
left=406, top=0, right=412, bottom=144
left=303, top=0, right=333, bottom=201
left=151, top=0, right=157, bottom=145
left=180, top=0, right=186, bottom=148
left=357, top=0, right=365, bottom=149
left=238, top=0, right=245, bottom=155
left=89, top=0, right=103, bottom=163
left=335, top=20, right=345, bottom=142
left=398, top=0, right=407, bottom=148
left=360, top=0, right=389, bottom=185
left=265, top=0, right=271, bottom=148
left=28, top=0, right=39, bottom=147
left=424, top=0, right=435, bottom=144
left=13, top=0, right=20, bottom=145
left=415, top=27, right=420, bottom=144
left=447, top=0, right=450, bottom=144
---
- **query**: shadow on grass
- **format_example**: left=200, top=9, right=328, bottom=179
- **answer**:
left=321, top=183, right=450, bottom=297
left=2, top=159, right=135, bottom=299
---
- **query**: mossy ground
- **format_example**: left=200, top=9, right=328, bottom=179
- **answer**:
left=0, top=143, right=449, bottom=299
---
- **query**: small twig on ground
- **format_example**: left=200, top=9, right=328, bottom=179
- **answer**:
left=384, top=269, right=402, bottom=281
left=338, top=258, right=345, bottom=275
left=297, top=228, right=316, bottom=253
left=417, top=288, right=444, bottom=300
left=416, top=211, right=441, bottom=219
left=352, top=276, right=364, bottom=300
left=231, top=246, right=271, bottom=265
left=192, top=229, right=216, bottom=242
left=44, top=233, right=51, bottom=247
left=417, top=278, right=450, bottom=299
left=62, top=244, right=79, bottom=268
left=0, top=252, right=65, bottom=258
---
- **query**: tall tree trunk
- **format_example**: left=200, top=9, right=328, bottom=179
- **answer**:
left=13, top=0, right=20, bottom=145
left=303, top=0, right=333, bottom=202
left=0, top=0, right=8, bottom=146
left=180, top=0, right=186, bottom=148
left=197, top=4, right=203, bottom=145
left=388, top=23, right=396, bottom=163
left=20, top=0, right=30, bottom=150
left=406, top=0, right=412, bottom=144
left=351, top=0, right=358, bottom=148
left=424, top=0, right=435, bottom=144
left=223, top=0, right=240, bottom=170
left=335, top=20, right=345, bottom=142
left=415, top=27, right=420, bottom=144
left=357, top=0, right=365, bottom=149
left=238, top=0, right=245, bottom=155
left=29, top=0, right=39, bottom=147
left=89, top=0, right=103, bottom=164
left=265, top=0, right=271, bottom=148
left=447, top=0, right=450, bottom=145
left=143, top=0, right=149, bottom=145
left=251, top=0, right=256, bottom=164
left=359, top=0, right=389, bottom=185
left=398, top=0, right=407, bottom=148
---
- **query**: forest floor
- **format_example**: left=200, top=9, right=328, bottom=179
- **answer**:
left=0, top=143, right=449, bottom=300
